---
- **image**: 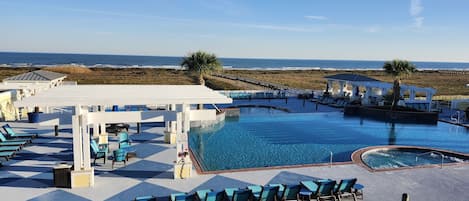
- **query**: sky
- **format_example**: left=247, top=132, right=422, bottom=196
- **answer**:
left=1, top=0, right=469, bottom=62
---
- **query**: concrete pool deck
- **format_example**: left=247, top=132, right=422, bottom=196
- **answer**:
left=1, top=122, right=468, bottom=201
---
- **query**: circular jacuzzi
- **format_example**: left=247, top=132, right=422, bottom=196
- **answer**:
left=352, top=146, right=469, bottom=171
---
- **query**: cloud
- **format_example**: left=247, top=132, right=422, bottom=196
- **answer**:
left=413, top=17, right=424, bottom=28
left=410, top=0, right=424, bottom=28
left=365, top=26, right=380, bottom=33
left=410, top=0, right=423, bottom=16
left=304, top=15, right=328, bottom=20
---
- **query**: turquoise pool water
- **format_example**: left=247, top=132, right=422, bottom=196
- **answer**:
left=189, top=109, right=469, bottom=171
left=362, top=149, right=468, bottom=170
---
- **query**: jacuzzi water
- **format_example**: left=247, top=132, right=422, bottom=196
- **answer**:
left=362, top=149, right=468, bottom=169
left=189, top=108, right=469, bottom=171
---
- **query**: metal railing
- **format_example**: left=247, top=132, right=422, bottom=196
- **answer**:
left=415, top=151, right=445, bottom=169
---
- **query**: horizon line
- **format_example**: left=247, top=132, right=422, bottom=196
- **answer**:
left=1, top=50, right=469, bottom=64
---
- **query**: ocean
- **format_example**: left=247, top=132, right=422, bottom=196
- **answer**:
left=1, top=52, right=469, bottom=71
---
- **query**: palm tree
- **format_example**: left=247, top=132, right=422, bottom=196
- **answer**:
left=383, top=59, right=416, bottom=110
left=181, top=51, right=222, bottom=85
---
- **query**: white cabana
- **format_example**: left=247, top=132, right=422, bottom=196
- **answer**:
left=14, top=85, right=232, bottom=188
left=324, top=74, right=436, bottom=111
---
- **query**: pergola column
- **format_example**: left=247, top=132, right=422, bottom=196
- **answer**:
left=70, top=105, right=94, bottom=188
left=339, top=81, right=345, bottom=96
left=99, top=105, right=106, bottom=135
left=327, top=80, right=334, bottom=95
left=363, top=86, right=372, bottom=104
left=164, top=104, right=177, bottom=144
left=174, top=104, right=192, bottom=179
left=409, top=87, right=416, bottom=101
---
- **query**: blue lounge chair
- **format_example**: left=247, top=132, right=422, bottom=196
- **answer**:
left=0, top=132, right=30, bottom=144
left=171, top=193, right=197, bottom=201
left=0, top=146, right=21, bottom=152
left=301, top=180, right=337, bottom=201
left=3, top=124, right=37, bottom=138
left=118, top=132, right=132, bottom=149
left=0, top=151, right=15, bottom=161
left=248, top=185, right=280, bottom=201
left=197, top=190, right=225, bottom=201
left=90, top=139, right=106, bottom=165
left=334, top=178, right=357, bottom=201
left=272, top=184, right=301, bottom=201
left=134, top=195, right=157, bottom=201
left=230, top=189, right=252, bottom=201
left=224, top=188, right=240, bottom=201
left=112, top=148, right=127, bottom=169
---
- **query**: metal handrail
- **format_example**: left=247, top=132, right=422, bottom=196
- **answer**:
left=415, top=151, right=445, bottom=169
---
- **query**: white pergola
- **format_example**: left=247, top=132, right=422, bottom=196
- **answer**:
left=14, top=85, right=232, bottom=188
left=324, top=74, right=436, bottom=110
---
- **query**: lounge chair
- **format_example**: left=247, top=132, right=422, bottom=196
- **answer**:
left=229, top=189, right=252, bottom=201
left=90, top=139, right=107, bottom=165
left=134, top=195, right=157, bottom=201
left=112, top=148, right=127, bottom=169
left=0, top=146, right=21, bottom=152
left=0, top=151, right=15, bottom=161
left=301, top=180, right=337, bottom=201
left=334, top=178, right=357, bottom=201
left=171, top=193, right=197, bottom=201
left=248, top=185, right=280, bottom=201
left=196, top=190, right=225, bottom=201
left=2, top=124, right=38, bottom=138
left=224, top=188, right=240, bottom=201
left=0, top=132, right=30, bottom=144
left=270, top=184, right=301, bottom=201
left=0, top=140, right=27, bottom=147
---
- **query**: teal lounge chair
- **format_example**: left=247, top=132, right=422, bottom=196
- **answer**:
left=198, top=190, right=225, bottom=201
left=248, top=185, right=279, bottom=201
left=112, top=148, right=127, bottom=169
left=91, top=139, right=106, bottom=165
left=0, top=133, right=30, bottom=144
left=3, top=124, right=37, bottom=138
left=0, top=146, right=21, bottom=152
left=224, top=188, right=240, bottom=201
left=301, top=180, right=337, bottom=201
left=171, top=193, right=197, bottom=201
left=274, top=184, right=301, bottom=201
left=334, top=178, right=357, bottom=201
left=0, top=151, right=15, bottom=161
left=134, top=195, right=157, bottom=201
left=0, top=140, right=26, bottom=147
left=0, top=131, right=32, bottom=144
left=195, top=189, right=213, bottom=201
left=266, top=184, right=285, bottom=200
left=230, top=189, right=252, bottom=201
left=118, top=132, right=132, bottom=149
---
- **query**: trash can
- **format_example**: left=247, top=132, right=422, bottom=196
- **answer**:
left=53, top=163, right=72, bottom=188
left=27, top=112, right=43, bottom=123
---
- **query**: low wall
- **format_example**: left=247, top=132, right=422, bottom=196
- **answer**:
left=344, top=105, right=439, bottom=124
left=190, top=111, right=226, bottom=128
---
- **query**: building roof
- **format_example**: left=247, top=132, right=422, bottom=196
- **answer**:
left=4, top=70, right=66, bottom=81
left=14, top=85, right=232, bottom=107
left=324, top=74, right=380, bottom=82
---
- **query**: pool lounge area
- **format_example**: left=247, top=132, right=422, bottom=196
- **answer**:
left=1, top=94, right=469, bottom=200
left=1, top=122, right=469, bottom=201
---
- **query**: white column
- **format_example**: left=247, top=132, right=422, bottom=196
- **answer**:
left=164, top=104, right=177, bottom=144
left=339, top=81, right=345, bottom=96
left=71, top=105, right=94, bottom=188
left=364, top=86, right=372, bottom=104
left=72, top=105, right=83, bottom=171
left=174, top=104, right=192, bottom=179
left=327, top=80, right=334, bottom=94
left=409, top=88, right=416, bottom=101
left=99, top=105, right=106, bottom=135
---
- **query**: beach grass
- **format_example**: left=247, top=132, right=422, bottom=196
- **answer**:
left=0, top=67, right=467, bottom=96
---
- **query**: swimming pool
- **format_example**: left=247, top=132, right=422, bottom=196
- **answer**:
left=189, top=109, right=469, bottom=171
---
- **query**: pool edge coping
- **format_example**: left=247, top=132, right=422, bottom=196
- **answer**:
left=189, top=149, right=354, bottom=175
left=351, top=145, right=469, bottom=172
